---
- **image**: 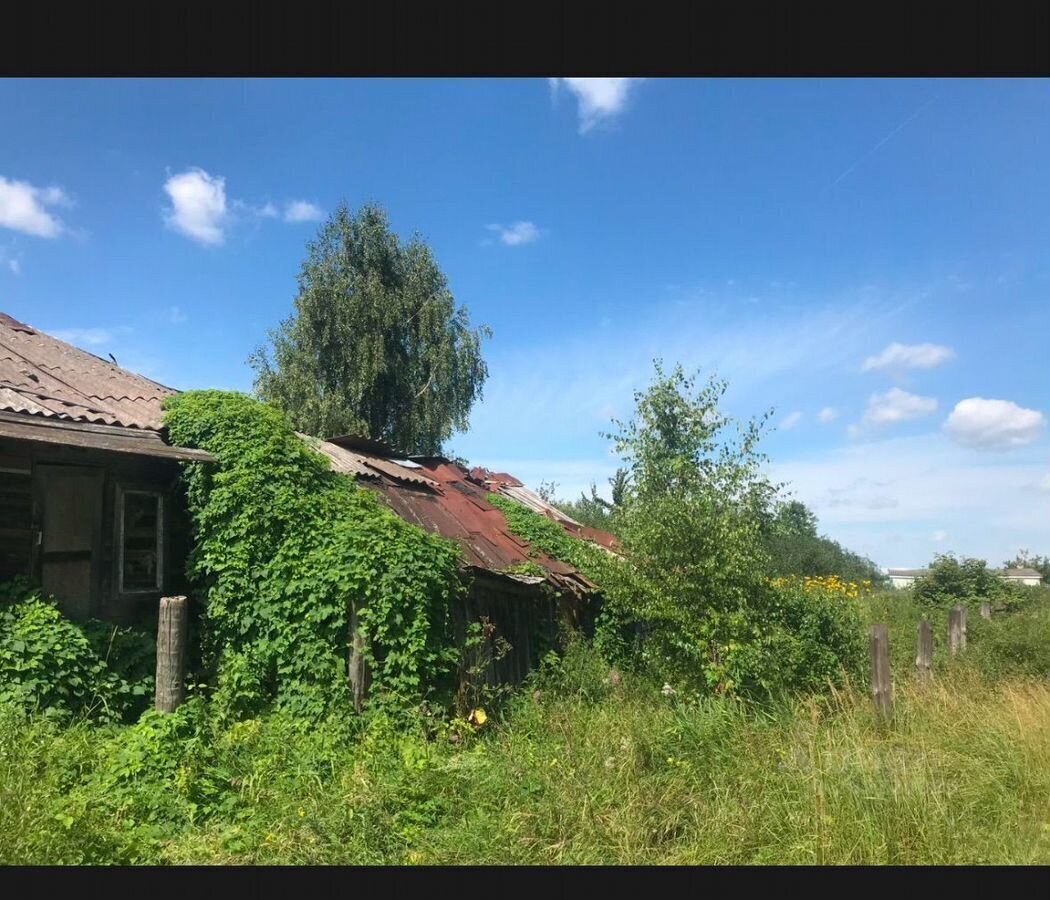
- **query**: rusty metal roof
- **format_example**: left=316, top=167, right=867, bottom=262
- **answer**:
left=0, top=312, right=175, bottom=430
left=469, top=467, right=621, bottom=554
left=309, top=440, right=618, bottom=592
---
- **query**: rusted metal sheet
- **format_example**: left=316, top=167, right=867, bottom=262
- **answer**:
left=330, top=450, right=605, bottom=596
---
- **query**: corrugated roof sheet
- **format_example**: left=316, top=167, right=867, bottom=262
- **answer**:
left=469, top=467, right=621, bottom=554
left=311, top=442, right=617, bottom=593
left=0, top=312, right=175, bottom=430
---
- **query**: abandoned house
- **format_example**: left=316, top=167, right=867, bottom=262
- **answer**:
left=0, top=312, right=213, bottom=623
left=305, top=437, right=620, bottom=685
left=0, top=312, right=618, bottom=686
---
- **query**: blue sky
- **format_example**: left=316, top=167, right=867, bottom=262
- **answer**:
left=1, top=78, right=1047, bottom=568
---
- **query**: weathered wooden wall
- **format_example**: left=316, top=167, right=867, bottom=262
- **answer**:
left=0, top=435, right=192, bottom=624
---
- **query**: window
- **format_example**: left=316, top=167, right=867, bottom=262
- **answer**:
left=119, top=489, right=163, bottom=593
left=0, top=468, right=32, bottom=579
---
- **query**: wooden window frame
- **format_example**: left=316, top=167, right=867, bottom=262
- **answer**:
left=116, top=485, right=165, bottom=595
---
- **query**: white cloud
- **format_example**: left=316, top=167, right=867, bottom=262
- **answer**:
left=944, top=397, right=1045, bottom=450
left=932, top=529, right=948, bottom=542
left=283, top=200, right=324, bottom=223
left=771, top=433, right=1050, bottom=568
left=862, top=341, right=955, bottom=372
left=0, top=176, right=70, bottom=238
left=51, top=327, right=115, bottom=347
left=167, top=306, right=187, bottom=324
left=818, top=406, right=838, bottom=423
left=1041, top=473, right=1050, bottom=494
left=257, top=202, right=279, bottom=218
left=780, top=411, right=803, bottom=430
left=861, top=387, right=938, bottom=427
left=486, top=221, right=541, bottom=247
left=549, top=78, right=643, bottom=133
left=162, top=168, right=227, bottom=245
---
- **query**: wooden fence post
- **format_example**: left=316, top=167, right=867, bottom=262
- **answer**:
left=916, top=619, right=933, bottom=683
left=155, top=595, right=188, bottom=713
left=348, top=600, right=371, bottom=714
left=949, top=605, right=967, bottom=656
left=870, top=624, right=893, bottom=720
left=980, top=601, right=992, bottom=620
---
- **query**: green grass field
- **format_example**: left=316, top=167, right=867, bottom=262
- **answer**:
left=3, top=589, right=1050, bottom=865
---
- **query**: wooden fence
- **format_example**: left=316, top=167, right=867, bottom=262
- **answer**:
left=869, top=603, right=977, bottom=720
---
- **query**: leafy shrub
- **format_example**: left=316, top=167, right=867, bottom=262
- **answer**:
left=81, top=620, right=156, bottom=716
left=163, top=390, right=466, bottom=716
left=0, top=594, right=124, bottom=722
left=914, top=554, right=1020, bottom=609
left=492, top=364, right=864, bottom=700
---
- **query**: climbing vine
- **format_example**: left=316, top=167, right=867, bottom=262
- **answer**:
left=163, top=391, right=465, bottom=717
left=486, top=494, right=614, bottom=584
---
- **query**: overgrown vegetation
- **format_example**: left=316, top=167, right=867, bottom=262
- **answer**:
left=487, top=364, right=866, bottom=700
left=912, top=553, right=1023, bottom=610
left=5, top=598, right=1050, bottom=864
left=163, top=390, right=466, bottom=716
left=761, top=500, right=887, bottom=585
left=5, top=363, right=1047, bottom=865
left=0, top=577, right=153, bottom=724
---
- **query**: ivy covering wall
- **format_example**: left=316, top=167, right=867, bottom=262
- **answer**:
left=163, top=391, right=466, bottom=717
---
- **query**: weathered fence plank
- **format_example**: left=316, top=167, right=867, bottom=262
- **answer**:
left=949, top=606, right=967, bottom=656
left=155, top=595, right=188, bottom=713
left=980, top=601, right=992, bottom=620
left=348, top=600, right=371, bottom=713
left=870, top=624, right=893, bottom=720
left=916, top=619, right=933, bottom=683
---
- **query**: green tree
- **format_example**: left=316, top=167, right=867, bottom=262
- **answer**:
left=914, top=553, right=1017, bottom=608
left=761, top=499, right=886, bottom=585
left=249, top=202, right=490, bottom=455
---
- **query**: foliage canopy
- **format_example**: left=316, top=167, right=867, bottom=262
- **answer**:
left=249, top=202, right=490, bottom=454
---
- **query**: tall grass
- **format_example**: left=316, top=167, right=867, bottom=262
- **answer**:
left=4, top=600, right=1050, bottom=865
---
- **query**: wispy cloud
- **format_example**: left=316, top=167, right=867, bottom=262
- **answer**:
left=780, top=411, right=803, bottom=430
left=549, top=78, right=643, bottom=133
left=0, top=176, right=71, bottom=238
left=283, top=200, right=324, bottom=223
left=825, top=94, right=937, bottom=192
left=163, top=168, right=228, bottom=245
left=850, top=388, right=938, bottom=437
left=459, top=283, right=915, bottom=470
left=167, top=306, right=187, bottom=325
left=818, top=406, right=838, bottom=423
left=0, top=245, right=22, bottom=275
left=944, top=398, right=1045, bottom=451
left=51, top=327, right=120, bottom=347
left=485, top=221, right=541, bottom=247
left=771, top=433, right=1049, bottom=568
left=862, top=341, right=955, bottom=372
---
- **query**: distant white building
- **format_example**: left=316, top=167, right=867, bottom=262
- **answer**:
left=1000, top=567, right=1044, bottom=587
left=886, top=566, right=1043, bottom=589
left=887, top=568, right=927, bottom=589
